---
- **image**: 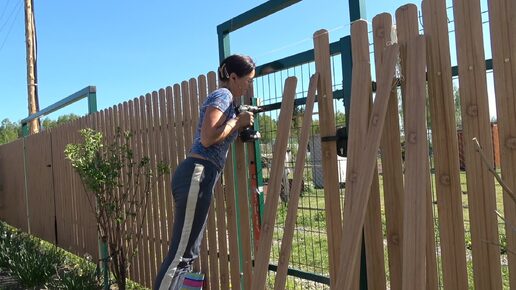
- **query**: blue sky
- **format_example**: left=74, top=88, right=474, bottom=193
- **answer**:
left=0, top=0, right=495, bottom=123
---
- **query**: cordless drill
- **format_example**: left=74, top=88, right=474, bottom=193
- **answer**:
left=235, top=104, right=264, bottom=142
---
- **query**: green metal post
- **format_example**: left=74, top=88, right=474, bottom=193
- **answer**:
left=86, top=90, right=108, bottom=290
left=349, top=0, right=366, bottom=21
left=341, top=36, right=352, bottom=127
left=88, top=90, right=98, bottom=114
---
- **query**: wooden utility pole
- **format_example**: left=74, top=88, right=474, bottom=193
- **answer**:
left=24, top=0, right=39, bottom=134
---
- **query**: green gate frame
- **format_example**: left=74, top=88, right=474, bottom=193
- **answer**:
left=216, top=0, right=367, bottom=288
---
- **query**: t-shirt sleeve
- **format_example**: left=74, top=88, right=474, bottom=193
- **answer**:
left=205, top=90, right=233, bottom=117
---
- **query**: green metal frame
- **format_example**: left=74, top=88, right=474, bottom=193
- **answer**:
left=21, top=86, right=97, bottom=136
left=217, top=0, right=367, bottom=287
left=217, top=2, right=301, bottom=289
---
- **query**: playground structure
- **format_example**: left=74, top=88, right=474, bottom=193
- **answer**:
left=1, top=0, right=516, bottom=289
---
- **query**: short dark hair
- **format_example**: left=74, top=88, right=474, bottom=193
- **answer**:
left=218, top=54, right=255, bottom=81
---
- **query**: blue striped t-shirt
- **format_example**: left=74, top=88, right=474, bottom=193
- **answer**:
left=190, top=88, right=238, bottom=170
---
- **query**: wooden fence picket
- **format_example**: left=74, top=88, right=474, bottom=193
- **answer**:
left=358, top=19, right=388, bottom=290
left=421, top=1, right=469, bottom=289
left=488, top=0, right=516, bottom=287
left=400, top=34, right=428, bottom=290
left=313, top=29, right=342, bottom=288
left=395, top=4, right=439, bottom=290
left=251, top=76, right=297, bottom=290
left=453, top=0, right=502, bottom=288
left=274, top=73, right=318, bottom=290
left=372, top=13, right=405, bottom=290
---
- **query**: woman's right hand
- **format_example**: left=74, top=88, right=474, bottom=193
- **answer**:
left=236, top=111, right=254, bottom=129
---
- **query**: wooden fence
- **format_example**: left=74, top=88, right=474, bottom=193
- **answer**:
left=0, top=0, right=515, bottom=289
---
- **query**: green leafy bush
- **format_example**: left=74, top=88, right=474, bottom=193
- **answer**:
left=65, top=128, right=168, bottom=290
left=49, top=256, right=102, bottom=290
left=9, top=236, right=63, bottom=288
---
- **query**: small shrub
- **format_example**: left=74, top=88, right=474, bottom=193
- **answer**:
left=8, top=234, right=64, bottom=288
left=49, top=257, right=102, bottom=290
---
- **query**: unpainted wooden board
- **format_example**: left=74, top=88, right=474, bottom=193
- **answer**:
left=251, top=77, right=298, bottom=290
left=313, top=29, right=343, bottom=288
left=274, top=73, right=318, bottom=290
left=487, top=0, right=516, bottom=288
left=453, top=0, right=502, bottom=288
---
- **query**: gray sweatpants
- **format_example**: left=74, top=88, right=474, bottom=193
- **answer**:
left=154, top=157, right=220, bottom=290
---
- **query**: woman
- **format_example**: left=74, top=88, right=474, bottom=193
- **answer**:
left=154, top=54, right=255, bottom=290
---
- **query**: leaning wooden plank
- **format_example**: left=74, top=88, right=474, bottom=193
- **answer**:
left=349, top=20, right=388, bottom=290
left=274, top=73, right=318, bottom=290
left=251, top=76, right=297, bottom=290
left=346, top=19, right=386, bottom=289
left=335, top=42, right=399, bottom=290
left=372, top=13, right=404, bottom=290
left=421, top=1, right=468, bottom=289
left=340, top=20, right=372, bottom=287
left=453, top=0, right=502, bottom=289
left=401, top=35, right=428, bottom=290
left=373, top=13, right=403, bottom=289
left=313, top=29, right=343, bottom=287
left=488, top=0, right=516, bottom=287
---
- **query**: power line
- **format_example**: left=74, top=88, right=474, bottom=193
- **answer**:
left=0, top=0, right=13, bottom=24
left=0, top=0, right=22, bottom=52
left=0, top=0, right=20, bottom=33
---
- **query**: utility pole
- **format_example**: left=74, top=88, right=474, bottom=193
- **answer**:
left=24, top=0, right=39, bottom=134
